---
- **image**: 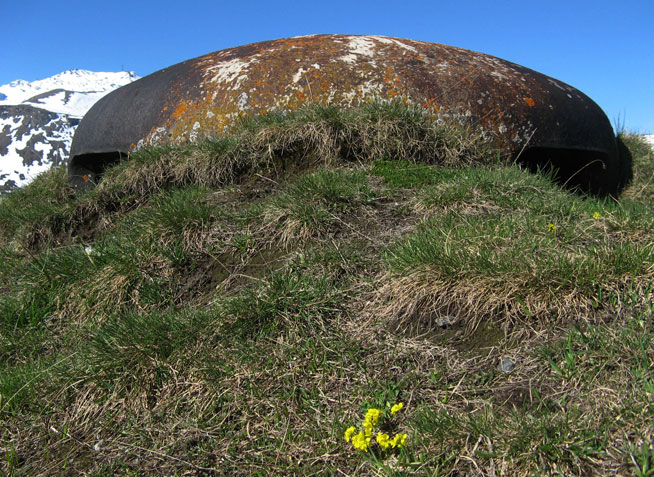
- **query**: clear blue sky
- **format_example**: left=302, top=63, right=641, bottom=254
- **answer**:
left=2, top=0, right=653, bottom=132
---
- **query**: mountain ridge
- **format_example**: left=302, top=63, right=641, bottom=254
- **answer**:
left=0, top=70, right=138, bottom=192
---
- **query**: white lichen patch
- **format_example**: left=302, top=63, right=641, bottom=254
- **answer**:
left=338, top=36, right=380, bottom=66
left=292, top=64, right=321, bottom=84
left=470, top=54, right=521, bottom=83
left=205, top=56, right=260, bottom=90
left=140, top=126, right=168, bottom=148
left=346, top=36, right=378, bottom=57
left=292, top=67, right=308, bottom=83
left=547, top=78, right=574, bottom=92
left=490, top=71, right=508, bottom=81
left=369, top=36, right=419, bottom=53
left=512, top=122, right=536, bottom=144
left=189, top=121, right=201, bottom=142
left=359, top=80, right=384, bottom=97
left=434, top=62, right=450, bottom=72
left=237, top=92, right=249, bottom=109
left=341, top=80, right=385, bottom=104
left=338, top=54, right=359, bottom=65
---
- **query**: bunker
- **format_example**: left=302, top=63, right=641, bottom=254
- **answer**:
left=68, top=34, right=631, bottom=196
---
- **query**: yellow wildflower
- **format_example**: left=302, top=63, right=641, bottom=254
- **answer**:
left=390, top=433, right=408, bottom=449
left=344, top=426, right=356, bottom=443
left=593, top=211, right=601, bottom=219
left=376, top=432, right=392, bottom=449
left=390, top=402, right=404, bottom=416
left=345, top=404, right=409, bottom=454
left=364, top=408, right=382, bottom=427
left=548, top=223, right=556, bottom=232
left=351, top=430, right=371, bottom=452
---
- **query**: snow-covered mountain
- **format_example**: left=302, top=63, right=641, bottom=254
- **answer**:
left=0, top=70, right=138, bottom=192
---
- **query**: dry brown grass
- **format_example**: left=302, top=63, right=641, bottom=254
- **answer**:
left=94, top=102, right=496, bottom=205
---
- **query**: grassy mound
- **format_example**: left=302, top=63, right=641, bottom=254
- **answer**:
left=1, top=103, right=653, bottom=475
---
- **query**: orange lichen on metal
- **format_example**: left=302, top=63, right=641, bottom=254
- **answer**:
left=129, top=35, right=569, bottom=151
left=171, top=102, right=189, bottom=118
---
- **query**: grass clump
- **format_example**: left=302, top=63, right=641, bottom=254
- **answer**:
left=621, top=131, right=654, bottom=201
left=264, top=168, right=376, bottom=243
left=375, top=165, right=654, bottom=334
left=0, top=105, right=653, bottom=475
left=85, top=100, right=496, bottom=212
left=0, top=166, right=74, bottom=246
left=220, top=270, right=341, bottom=339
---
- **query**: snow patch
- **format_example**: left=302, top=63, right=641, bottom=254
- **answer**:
left=23, top=90, right=116, bottom=117
left=0, top=70, right=138, bottom=114
left=0, top=116, right=69, bottom=186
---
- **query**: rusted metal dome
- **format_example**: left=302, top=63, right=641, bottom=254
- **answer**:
left=68, top=34, right=631, bottom=196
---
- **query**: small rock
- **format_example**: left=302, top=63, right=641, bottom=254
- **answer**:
left=498, top=358, right=515, bottom=373
left=435, top=315, right=458, bottom=328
